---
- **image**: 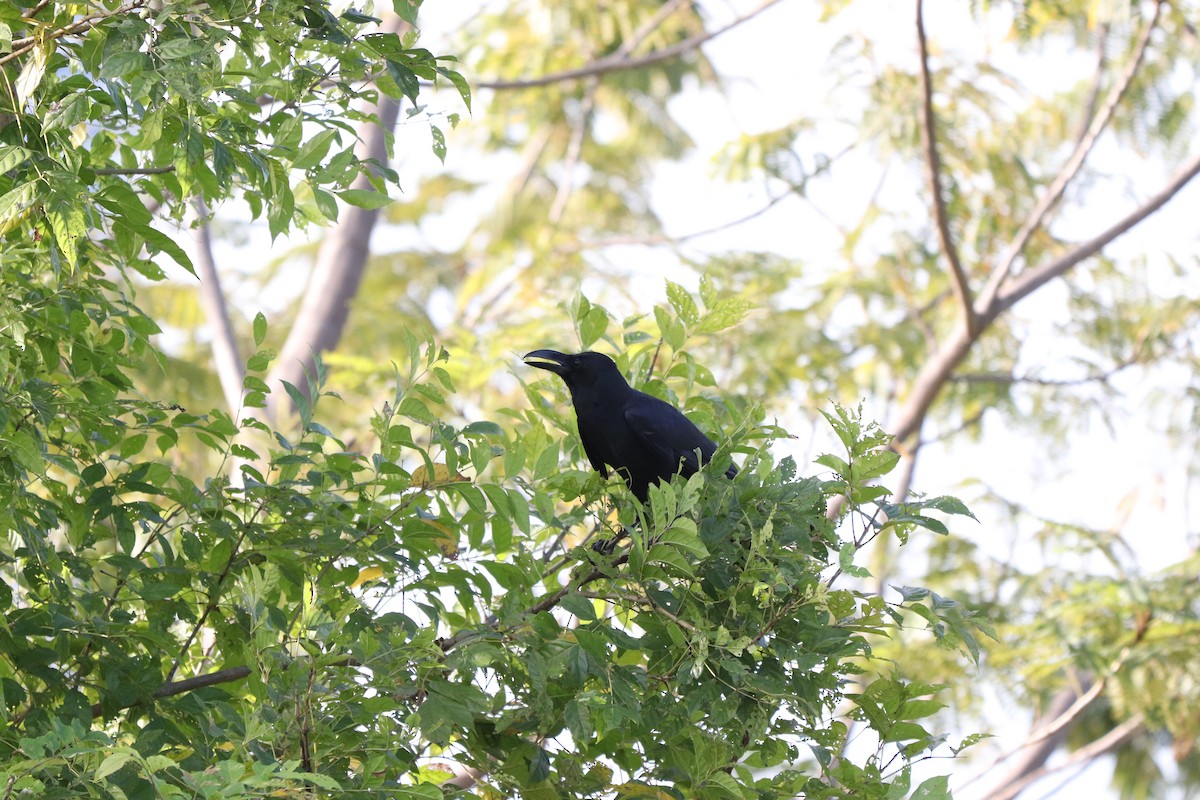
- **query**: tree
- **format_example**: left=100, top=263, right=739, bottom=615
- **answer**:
left=0, top=2, right=986, bottom=798
left=149, top=0, right=1200, bottom=797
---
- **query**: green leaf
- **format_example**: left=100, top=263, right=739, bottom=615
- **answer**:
left=0, top=181, right=37, bottom=232
left=430, top=124, right=446, bottom=163
left=0, top=145, right=31, bottom=174
left=837, top=541, right=870, bottom=578
left=911, top=775, right=951, bottom=800
left=120, top=434, right=148, bottom=459
left=341, top=8, right=381, bottom=24
left=312, top=187, right=339, bottom=221
left=253, top=312, right=268, bottom=346
left=893, top=585, right=930, bottom=602
left=293, top=130, right=339, bottom=170
left=900, top=699, right=945, bottom=720
left=337, top=189, right=393, bottom=209
left=666, top=280, right=700, bottom=327
left=531, top=611, right=560, bottom=640
left=559, top=593, right=597, bottom=621
left=43, top=93, right=91, bottom=132
left=463, top=420, right=503, bottom=436
left=385, top=59, right=420, bottom=103
left=578, top=307, right=608, bottom=349
left=46, top=192, right=87, bottom=269
left=137, top=223, right=195, bottom=276
left=528, top=747, right=551, bottom=783
left=281, top=380, right=312, bottom=427
left=246, top=349, right=276, bottom=372
left=95, top=183, right=152, bottom=225
left=435, top=64, right=472, bottom=112
left=95, top=752, right=133, bottom=780
left=923, top=495, right=979, bottom=520
left=851, top=449, right=900, bottom=481
left=392, top=0, right=421, bottom=26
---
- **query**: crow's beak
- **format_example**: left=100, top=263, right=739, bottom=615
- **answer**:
left=523, top=349, right=569, bottom=375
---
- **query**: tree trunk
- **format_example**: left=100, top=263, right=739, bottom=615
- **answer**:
left=264, top=16, right=404, bottom=422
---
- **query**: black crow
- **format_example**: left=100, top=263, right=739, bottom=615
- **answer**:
left=524, top=349, right=737, bottom=503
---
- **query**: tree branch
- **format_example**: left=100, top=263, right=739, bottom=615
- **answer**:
left=961, top=614, right=1151, bottom=797
left=473, top=0, right=786, bottom=91
left=439, top=552, right=630, bottom=655
left=544, top=0, right=693, bottom=223
left=93, top=657, right=367, bottom=718
left=976, top=1, right=1163, bottom=314
left=264, top=17, right=405, bottom=421
left=994, top=147, right=1200, bottom=316
left=0, top=0, right=149, bottom=67
left=548, top=78, right=599, bottom=224
left=190, top=199, right=245, bottom=419
left=950, top=356, right=1137, bottom=388
left=885, top=145, right=1200, bottom=448
left=93, top=165, right=175, bottom=176
left=915, top=0, right=975, bottom=333
left=982, top=714, right=1145, bottom=800
left=92, top=666, right=252, bottom=717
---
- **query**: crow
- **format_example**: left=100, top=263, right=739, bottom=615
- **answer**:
left=524, top=349, right=737, bottom=503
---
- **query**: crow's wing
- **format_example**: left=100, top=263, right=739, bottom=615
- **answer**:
left=576, top=424, right=609, bottom=478
left=624, top=393, right=719, bottom=477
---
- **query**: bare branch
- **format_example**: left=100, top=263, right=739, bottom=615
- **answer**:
left=977, top=2, right=1163, bottom=314
left=26, top=0, right=55, bottom=19
left=885, top=145, right=1200, bottom=447
left=474, top=0, right=786, bottom=91
left=950, top=356, right=1137, bottom=387
left=93, top=657, right=367, bottom=718
left=190, top=199, right=245, bottom=419
left=915, top=0, right=975, bottom=333
left=994, top=147, right=1200, bottom=316
left=618, top=0, right=694, bottom=59
left=982, top=714, right=1145, bottom=800
left=92, top=165, right=175, bottom=176
left=543, top=0, right=693, bottom=221
left=439, top=552, right=630, bottom=655
left=548, top=78, right=599, bottom=224
left=91, top=666, right=250, bottom=717
left=1074, top=23, right=1111, bottom=144
left=962, top=615, right=1151, bottom=796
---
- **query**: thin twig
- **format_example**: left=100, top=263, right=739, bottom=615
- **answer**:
left=474, top=0, right=786, bottom=91
left=993, top=147, right=1200, bottom=316
left=0, top=1, right=149, bottom=67
left=644, top=339, right=663, bottom=383
left=982, top=715, right=1145, bottom=800
left=915, top=0, right=975, bottom=333
left=93, top=165, right=175, bottom=176
left=977, top=1, right=1164, bottom=315
left=548, top=78, right=598, bottom=224
left=959, top=615, right=1151, bottom=793
left=951, top=354, right=1139, bottom=387
left=26, top=0, right=55, bottom=18
left=438, top=552, right=630, bottom=654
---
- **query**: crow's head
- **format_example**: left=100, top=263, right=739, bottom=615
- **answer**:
left=523, top=349, right=624, bottom=391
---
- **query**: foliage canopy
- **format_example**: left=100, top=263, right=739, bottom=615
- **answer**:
left=0, top=1, right=991, bottom=798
